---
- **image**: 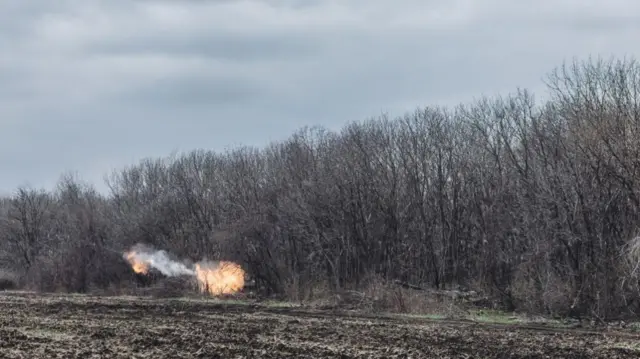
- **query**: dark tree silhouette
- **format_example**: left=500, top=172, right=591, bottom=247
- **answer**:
left=1, top=57, right=640, bottom=319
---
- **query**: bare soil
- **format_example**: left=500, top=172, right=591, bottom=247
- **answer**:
left=0, top=292, right=638, bottom=358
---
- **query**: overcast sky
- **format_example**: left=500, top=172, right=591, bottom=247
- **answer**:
left=1, top=0, right=638, bottom=195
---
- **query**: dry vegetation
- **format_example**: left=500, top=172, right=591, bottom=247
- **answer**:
left=2, top=56, right=640, bottom=328
left=1, top=292, right=639, bottom=358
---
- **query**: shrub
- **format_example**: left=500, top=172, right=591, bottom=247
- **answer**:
left=0, top=270, right=18, bottom=291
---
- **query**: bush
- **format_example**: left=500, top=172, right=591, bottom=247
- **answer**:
left=307, top=275, right=467, bottom=318
left=25, top=245, right=135, bottom=293
left=0, top=270, right=17, bottom=290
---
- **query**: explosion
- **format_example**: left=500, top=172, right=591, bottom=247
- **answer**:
left=125, top=251, right=150, bottom=274
left=122, top=244, right=246, bottom=296
left=195, top=261, right=245, bottom=295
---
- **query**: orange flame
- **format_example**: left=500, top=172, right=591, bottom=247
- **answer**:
left=195, top=261, right=245, bottom=295
left=125, top=251, right=150, bottom=275
left=123, top=247, right=246, bottom=296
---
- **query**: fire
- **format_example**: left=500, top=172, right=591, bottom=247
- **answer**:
left=122, top=245, right=246, bottom=296
left=125, top=251, right=150, bottom=274
left=195, top=261, right=245, bottom=295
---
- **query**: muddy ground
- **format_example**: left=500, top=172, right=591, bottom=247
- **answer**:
left=0, top=292, right=638, bottom=358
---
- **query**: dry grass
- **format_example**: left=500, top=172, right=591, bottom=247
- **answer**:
left=304, top=277, right=468, bottom=319
left=1, top=292, right=638, bottom=358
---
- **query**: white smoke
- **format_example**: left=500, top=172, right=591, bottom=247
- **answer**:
left=126, top=245, right=195, bottom=277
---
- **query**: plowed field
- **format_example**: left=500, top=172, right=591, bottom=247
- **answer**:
left=0, top=292, right=638, bottom=358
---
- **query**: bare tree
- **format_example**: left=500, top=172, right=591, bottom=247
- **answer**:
left=5, top=55, right=640, bottom=320
left=0, top=187, right=54, bottom=274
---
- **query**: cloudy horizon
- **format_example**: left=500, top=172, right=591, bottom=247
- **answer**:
left=1, top=0, right=638, bottom=196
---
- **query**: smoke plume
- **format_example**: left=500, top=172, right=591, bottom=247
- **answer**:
left=124, top=244, right=194, bottom=277
left=123, top=243, right=246, bottom=296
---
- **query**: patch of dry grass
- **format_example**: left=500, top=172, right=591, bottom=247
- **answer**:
left=2, top=292, right=637, bottom=358
left=20, top=328, right=75, bottom=341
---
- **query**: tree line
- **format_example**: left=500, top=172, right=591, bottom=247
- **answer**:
left=2, top=57, right=640, bottom=319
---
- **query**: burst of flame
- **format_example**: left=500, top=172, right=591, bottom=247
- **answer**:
left=123, top=246, right=246, bottom=296
left=125, top=251, right=150, bottom=275
left=195, top=261, right=245, bottom=295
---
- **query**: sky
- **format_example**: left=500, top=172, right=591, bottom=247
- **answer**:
left=1, top=0, right=639, bottom=195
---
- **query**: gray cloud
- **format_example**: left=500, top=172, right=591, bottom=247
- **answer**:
left=116, top=73, right=266, bottom=107
left=1, top=0, right=639, bottom=195
left=91, top=30, right=321, bottom=62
